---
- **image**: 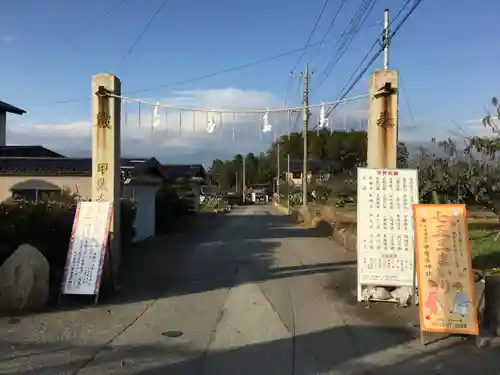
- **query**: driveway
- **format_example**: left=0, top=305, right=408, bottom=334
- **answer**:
left=0, top=205, right=497, bottom=374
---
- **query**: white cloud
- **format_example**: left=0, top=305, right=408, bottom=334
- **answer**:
left=6, top=88, right=372, bottom=163
left=446, top=117, right=500, bottom=138
left=7, top=88, right=281, bottom=163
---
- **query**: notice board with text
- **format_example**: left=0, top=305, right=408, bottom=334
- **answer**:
left=357, top=168, right=419, bottom=287
left=62, top=202, right=113, bottom=295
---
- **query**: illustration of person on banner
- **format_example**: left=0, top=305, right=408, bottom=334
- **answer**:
left=424, top=279, right=444, bottom=319
left=450, top=281, right=470, bottom=317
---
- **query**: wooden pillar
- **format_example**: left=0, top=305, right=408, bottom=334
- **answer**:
left=367, top=69, right=399, bottom=168
left=91, top=73, right=121, bottom=289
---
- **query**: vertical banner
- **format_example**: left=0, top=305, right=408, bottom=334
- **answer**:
left=357, top=168, right=419, bottom=287
left=62, top=202, right=113, bottom=295
left=413, top=204, right=479, bottom=335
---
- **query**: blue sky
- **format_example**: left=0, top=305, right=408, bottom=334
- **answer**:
left=1, top=0, right=499, bottom=161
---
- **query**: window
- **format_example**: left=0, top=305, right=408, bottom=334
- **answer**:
left=11, top=188, right=62, bottom=202
left=292, top=172, right=301, bottom=179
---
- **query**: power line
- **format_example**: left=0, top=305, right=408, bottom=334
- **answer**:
left=38, top=38, right=344, bottom=106
left=313, top=0, right=378, bottom=92
left=400, top=74, right=417, bottom=129
left=124, top=0, right=167, bottom=59
left=290, top=0, right=331, bottom=74
left=284, top=0, right=331, bottom=107
left=325, top=0, right=425, bottom=118
left=65, top=0, right=132, bottom=43
left=332, top=0, right=412, bottom=101
left=315, top=0, right=348, bottom=51
left=315, top=0, right=411, bottom=94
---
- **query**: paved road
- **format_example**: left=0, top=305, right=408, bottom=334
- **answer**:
left=0, top=205, right=498, bottom=374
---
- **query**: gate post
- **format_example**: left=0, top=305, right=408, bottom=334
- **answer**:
left=91, top=73, right=122, bottom=290
left=367, top=69, right=399, bottom=168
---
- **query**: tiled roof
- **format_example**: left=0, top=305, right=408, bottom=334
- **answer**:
left=0, top=157, right=166, bottom=180
left=0, top=101, right=26, bottom=115
left=0, top=157, right=91, bottom=175
left=0, top=146, right=65, bottom=158
left=161, top=164, right=206, bottom=182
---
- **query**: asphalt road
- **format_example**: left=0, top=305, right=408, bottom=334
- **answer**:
left=0, top=205, right=498, bottom=375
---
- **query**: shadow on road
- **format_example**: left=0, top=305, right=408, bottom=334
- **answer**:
left=0, top=323, right=496, bottom=375
left=44, top=208, right=354, bottom=311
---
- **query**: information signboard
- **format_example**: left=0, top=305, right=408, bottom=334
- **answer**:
left=413, top=204, right=478, bottom=335
left=357, top=168, right=419, bottom=287
left=62, top=202, right=113, bottom=295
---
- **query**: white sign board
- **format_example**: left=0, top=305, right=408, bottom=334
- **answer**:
left=62, top=202, right=113, bottom=295
left=357, top=168, right=419, bottom=287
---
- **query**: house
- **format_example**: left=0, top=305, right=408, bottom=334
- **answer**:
left=285, top=160, right=342, bottom=186
left=161, top=164, right=207, bottom=212
left=0, top=101, right=26, bottom=147
left=0, top=151, right=168, bottom=242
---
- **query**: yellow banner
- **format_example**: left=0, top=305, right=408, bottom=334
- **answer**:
left=413, top=204, right=478, bottom=335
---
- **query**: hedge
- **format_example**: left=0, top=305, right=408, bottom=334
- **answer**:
left=155, top=185, right=192, bottom=234
left=0, top=199, right=137, bottom=292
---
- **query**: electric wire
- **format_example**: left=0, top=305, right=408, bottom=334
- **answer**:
left=329, top=0, right=412, bottom=103
left=65, top=0, right=132, bottom=43
left=284, top=0, right=331, bottom=108
left=124, top=1, right=167, bottom=59
left=290, top=0, right=331, bottom=74
left=313, top=0, right=378, bottom=92
left=325, top=0, right=425, bottom=118
left=42, top=38, right=341, bottom=106
left=315, top=0, right=348, bottom=52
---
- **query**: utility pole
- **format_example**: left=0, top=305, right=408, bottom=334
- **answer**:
left=292, top=63, right=312, bottom=209
left=242, top=156, right=246, bottom=204
left=366, top=8, right=398, bottom=169
left=276, top=140, right=280, bottom=204
left=287, top=153, right=291, bottom=214
left=358, top=8, right=401, bottom=304
left=383, top=8, right=389, bottom=70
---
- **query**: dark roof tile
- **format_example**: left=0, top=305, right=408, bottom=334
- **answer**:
left=0, top=101, right=26, bottom=115
left=0, top=146, right=65, bottom=158
left=161, top=164, right=206, bottom=182
left=0, top=157, right=167, bottom=180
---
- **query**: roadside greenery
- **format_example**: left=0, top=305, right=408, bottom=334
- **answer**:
left=207, top=97, right=500, bottom=270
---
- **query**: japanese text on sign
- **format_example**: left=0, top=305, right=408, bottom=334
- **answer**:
left=413, top=204, right=478, bottom=335
left=357, top=168, right=419, bottom=287
left=62, top=202, right=113, bottom=295
left=95, top=162, right=109, bottom=202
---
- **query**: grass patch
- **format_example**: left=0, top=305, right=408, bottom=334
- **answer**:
left=469, top=226, right=500, bottom=270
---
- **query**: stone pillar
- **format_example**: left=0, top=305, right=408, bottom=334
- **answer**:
left=367, top=69, right=399, bottom=168
left=91, top=73, right=121, bottom=288
left=0, top=111, right=6, bottom=146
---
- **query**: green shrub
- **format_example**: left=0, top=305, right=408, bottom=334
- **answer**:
left=0, top=199, right=136, bottom=287
left=120, top=199, right=137, bottom=251
left=155, top=185, right=191, bottom=234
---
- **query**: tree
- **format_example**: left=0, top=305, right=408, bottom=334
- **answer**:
left=207, top=129, right=409, bottom=195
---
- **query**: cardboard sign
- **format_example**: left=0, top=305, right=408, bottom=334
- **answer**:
left=62, top=202, right=113, bottom=295
left=413, top=204, right=478, bottom=335
left=357, top=168, right=419, bottom=287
